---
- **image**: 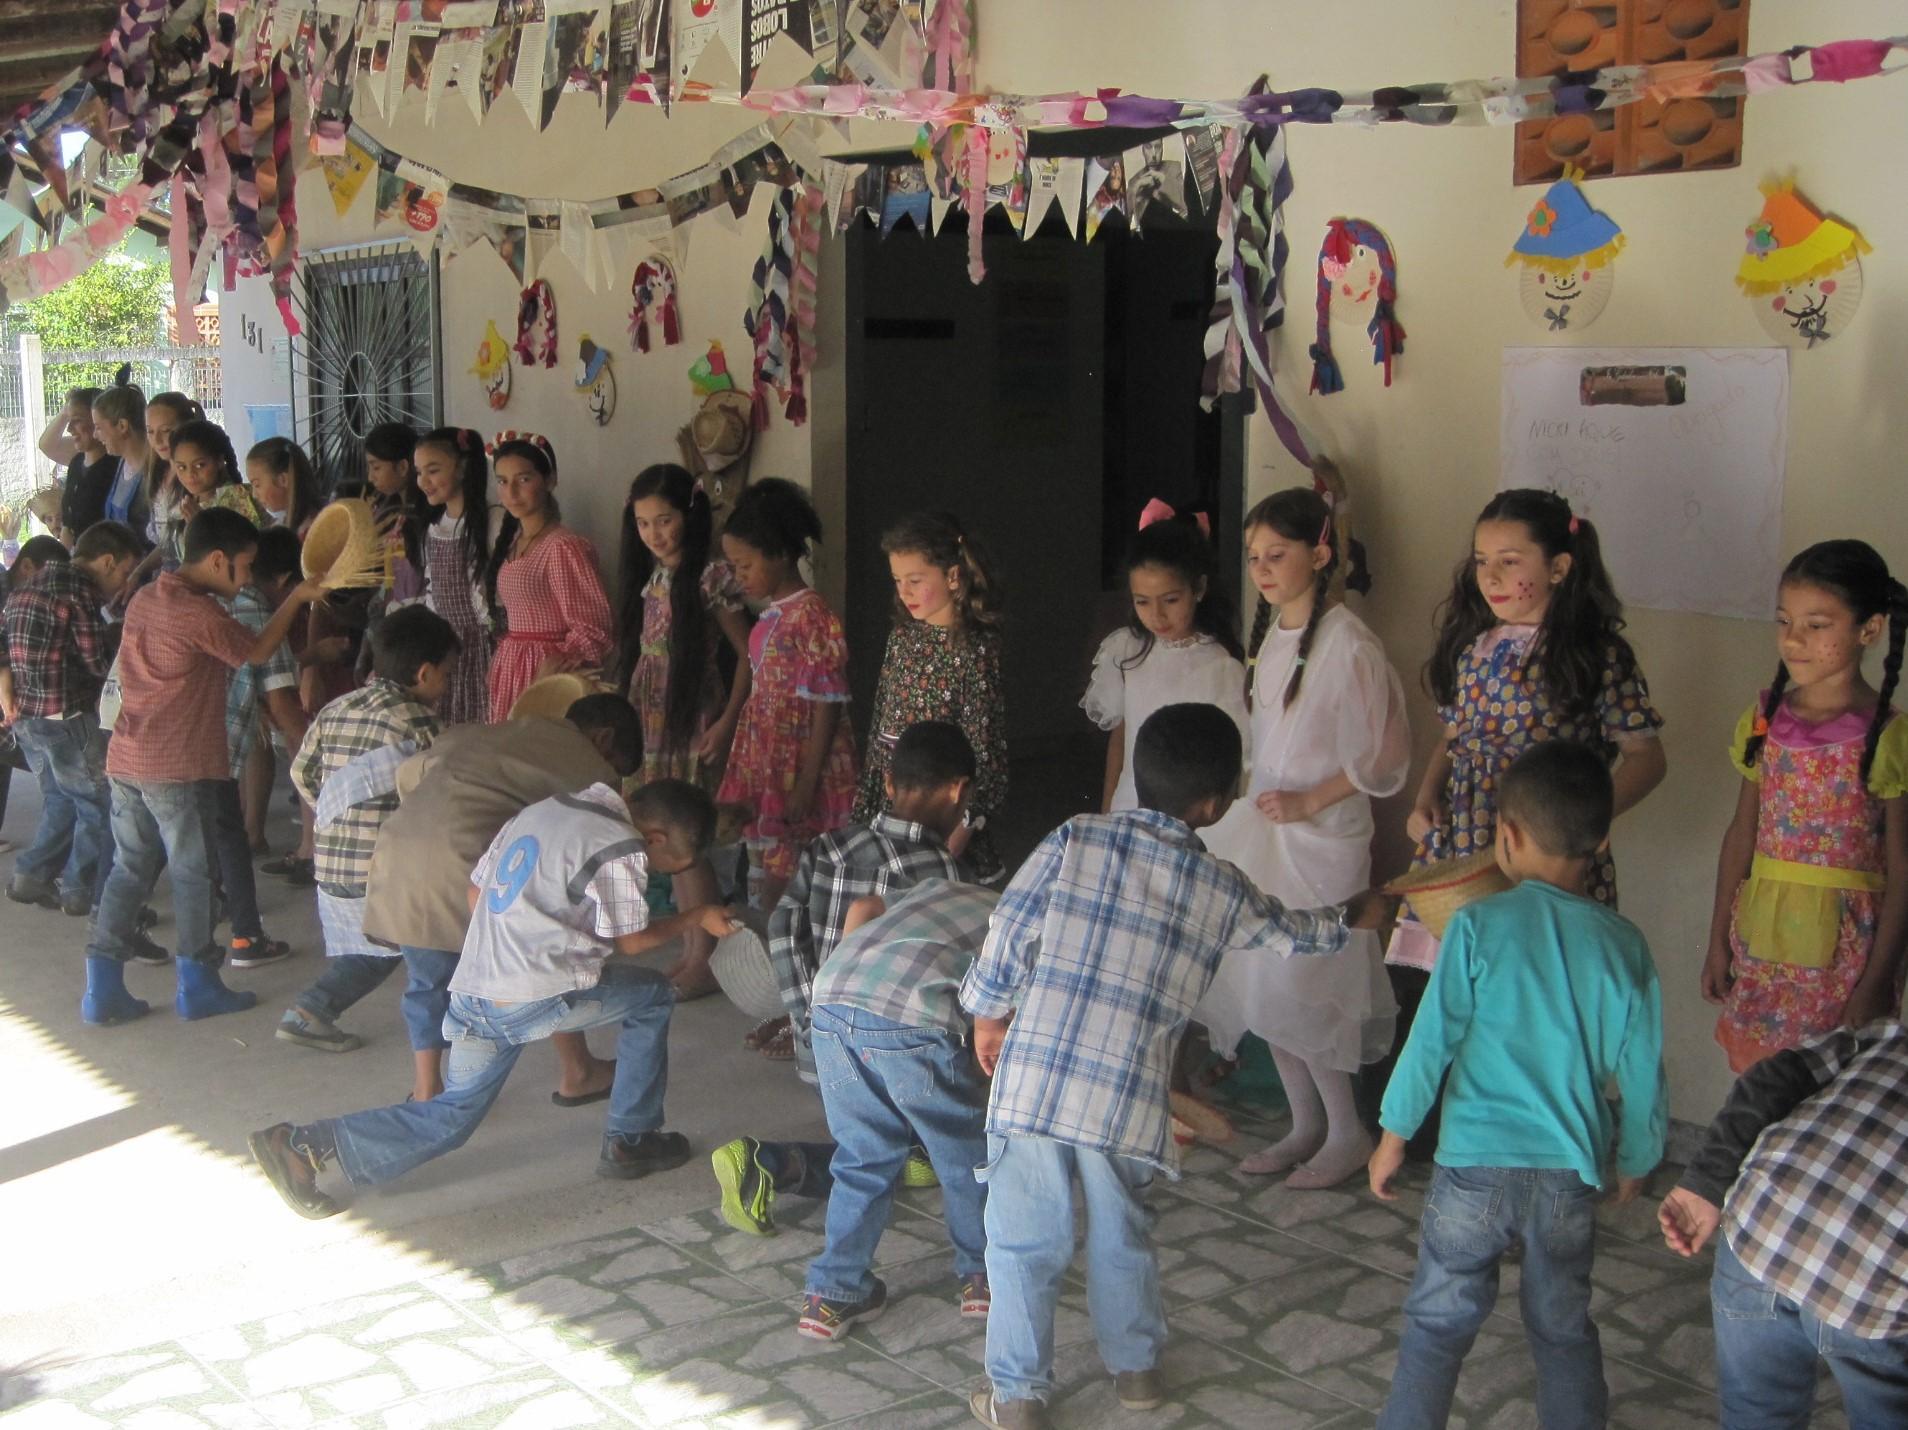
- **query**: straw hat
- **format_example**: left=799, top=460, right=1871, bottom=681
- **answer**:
left=1385, top=849, right=1513, bottom=937
left=508, top=671, right=609, bottom=722
left=301, top=499, right=388, bottom=589
left=691, top=390, right=754, bottom=472
left=710, top=915, right=782, bottom=1020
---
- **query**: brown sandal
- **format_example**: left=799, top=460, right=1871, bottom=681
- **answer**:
left=759, top=1024, right=796, bottom=1061
left=743, top=1015, right=789, bottom=1052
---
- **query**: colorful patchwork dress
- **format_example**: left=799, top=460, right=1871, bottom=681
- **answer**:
left=1714, top=697, right=1907, bottom=1072
left=487, top=527, right=614, bottom=723
left=627, top=559, right=746, bottom=786
left=717, top=587, right=859, bottom=890
left=1386, top=622, right=1662, bottom=970
left=852, top=619, right=1008, bottom=878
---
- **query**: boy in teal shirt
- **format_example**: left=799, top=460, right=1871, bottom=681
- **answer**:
left=1370, top=740, right=1665, bottom=1430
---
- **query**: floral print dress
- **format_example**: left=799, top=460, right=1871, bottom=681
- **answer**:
left=1714, top=697, right=1908, bottom=1072
left=852, top=619, right=1008, bottom=878
left=628, top=559, right=745, bottom=786
left=1387, top=623, right=1663, bottom=970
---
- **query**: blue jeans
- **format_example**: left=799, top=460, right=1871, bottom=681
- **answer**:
left=200, top=779, right=262, bottom=940
left=1379, top=1165, right=1606, bottom=1430
left=757, top=1139, right=838, bottom=1198
left=14, top=713, right=111, bottom=902
left=88, top=778, right=217, bottom=964
left=400, top=947, right=459, bottom=1052
left=805, top=1005, right=988, bottom=1301
left=323, top=961, right=675, bottom=1187
left=295, top=953, right=399, bottom=1024
left=980, top=1133, right=1164, bottom=1404
left=1711, top=1236, right=1908, bottom=1429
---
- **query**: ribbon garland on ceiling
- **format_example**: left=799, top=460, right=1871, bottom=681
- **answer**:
left=2, top=2, right=1905, bottom=454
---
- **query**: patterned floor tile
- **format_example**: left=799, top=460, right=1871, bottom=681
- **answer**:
left=0, top=1346, right=268, bottom=1429
left=337, top=1368, right=631, bottom=1430
left=813, top=1388, right=973, bottom=1428
left=1043, top=1336, right=1360, bottom=1428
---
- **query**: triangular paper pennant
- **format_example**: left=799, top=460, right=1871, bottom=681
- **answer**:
left=1185, top=125, right=1223, bottom=215
left=319, top=137, right=377, bottom=218
left=1083, top=155, right=1124, bottom=242
left=929, top=194, right=954, bottom=234
left=511, top=21, right=549, bottom=126
left=604, top=0, right=638, bottom=125
left=1046, top=156, right=1085, bottom=238
left=25, top=132, right=70, bottom=213
left=5, top=165, right=41, bottom=234
left=560, top=199, right=596, bottom=285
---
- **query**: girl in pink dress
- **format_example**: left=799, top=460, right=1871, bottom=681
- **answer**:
left=485, top=435, right=614, bottom=722
left=1706, top=540, right=1908, bottom=1072
left=716, top=478, right=858, bottom=910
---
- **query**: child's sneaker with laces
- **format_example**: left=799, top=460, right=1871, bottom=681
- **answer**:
left=229, top=936, right=292, bottom=969
left=958, top=1272, right=990, bottom=1319
left=795, top=1278, right=886, bottom=1341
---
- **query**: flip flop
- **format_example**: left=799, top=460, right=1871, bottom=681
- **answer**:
left=742, top=1016, right=788, bottom=1052
left=552, top=1063, right=617, bottom=1107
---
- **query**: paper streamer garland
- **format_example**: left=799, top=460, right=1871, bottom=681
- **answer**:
left=743, top=185, right=795, bottom=429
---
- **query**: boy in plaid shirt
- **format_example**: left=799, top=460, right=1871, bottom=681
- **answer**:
left=962, top=704, right=1390, bottom=1428
left=276, top=605, right=457, bottom=1057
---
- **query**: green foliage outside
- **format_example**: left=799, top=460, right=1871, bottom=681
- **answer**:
left=3, top=248, right=169, bottom=399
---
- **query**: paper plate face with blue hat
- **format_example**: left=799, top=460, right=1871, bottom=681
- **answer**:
left=1510, top=171, right=1622, bottom=333
left=1738, top=183, right=1868, bottom=352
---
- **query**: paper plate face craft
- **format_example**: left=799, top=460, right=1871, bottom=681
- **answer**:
left=1738, top=183, right=1869, bottom=351
left=1309, top=218, right=1405, bottom=394
left=574, top=335, right=615, bottom=425
left=1508, top=168, right=1623, bottom=332
left=471, top=319, right=512, bottom=410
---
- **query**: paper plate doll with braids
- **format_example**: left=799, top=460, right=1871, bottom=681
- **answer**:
left=1507, top=167, right=1623, bottom=333
left=1738, top=181, right=1869, bottom=351
left=1309, top=218, right=1404, bottom=394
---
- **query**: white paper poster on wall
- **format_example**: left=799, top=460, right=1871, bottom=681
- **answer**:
left=1500, top=347, right=1789, bottom=622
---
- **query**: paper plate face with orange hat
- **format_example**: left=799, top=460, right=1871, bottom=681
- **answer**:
left=1738, top=182, right=1869, bottom=351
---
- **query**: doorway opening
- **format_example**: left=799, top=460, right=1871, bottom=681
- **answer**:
left=843, top=211, right=1246, bottom=869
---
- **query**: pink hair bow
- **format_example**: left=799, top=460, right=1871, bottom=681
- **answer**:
left=1138, top=497, right=1210, bottom=538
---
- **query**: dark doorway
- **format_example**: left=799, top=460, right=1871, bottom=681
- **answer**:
left=843, top=213, right=1245, bottom=868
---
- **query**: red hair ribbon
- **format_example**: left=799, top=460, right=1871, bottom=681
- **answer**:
left=1568, top=515, right=1581, bottom=535
left=1139, top=497, right=1210, bottom=539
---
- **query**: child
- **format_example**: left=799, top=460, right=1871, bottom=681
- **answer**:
left=168, top=419, right=268, bottom=540
left=853, top=511, right=1009, bottom=881
left=796, top=877, right=1000, bottom=1341
left=1370, top=740, right=1667, bottom=1430
left=1198, top=486, right=1412, bottom=1188
left=486, top=435, right=614, bottom=722
left=276, top=605, right=457, bottom=1056
left=2, top=522, right=142, bottom=917
left=963, top=703, right=1387, bottom=1426
left=617, top=463, right=751, bottom=997
left=1703, top=540, right=1908, bottom=1071
left=211, top=526, right=307, bottom=969
left=414, top=427, right=508, bottom=726
left=245, top=436, right=322, bottom=538
left=717, top=477, right=859, bottom=910
left=1657, top=1021, right=1908, bottom=1428
left=248, top=780, right=738, bottom=1217
left=1389, top=488, right=1666, bottom=972
left=83, top=509, right=325, bottom=1025
left=1084, top=513, right=1248, bottom=813
left=134, top=392, right=205, bottom=574
left=362, top=421, right=428, bottom=598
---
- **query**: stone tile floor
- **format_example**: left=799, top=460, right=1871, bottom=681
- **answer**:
left=0, top=1093, right=1846, bottom=1429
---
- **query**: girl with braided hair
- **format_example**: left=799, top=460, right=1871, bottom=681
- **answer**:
left=1706, top=541, right=1908, bottom=1072
left=1196, top=486, right=1412, bottom=1189
left=415, top=427, right=511, bottom=725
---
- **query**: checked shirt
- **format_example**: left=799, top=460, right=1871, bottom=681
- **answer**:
left=292, top=677, right=440, bottom=895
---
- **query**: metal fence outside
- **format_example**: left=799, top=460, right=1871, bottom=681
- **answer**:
left=0, top=339, right=223, bottom=510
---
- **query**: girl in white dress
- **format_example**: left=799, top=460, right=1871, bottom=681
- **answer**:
left=1084, top=512, right=1249, bottom=812
left=1198, top=486, right=1412, bottom=1188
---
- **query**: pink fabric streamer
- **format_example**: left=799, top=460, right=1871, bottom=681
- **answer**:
left=963, top=124, right=987, bottom=284
left=1809, top=39, right=1893, bottom=82
left=1738, top=52, right=1795, bottom=92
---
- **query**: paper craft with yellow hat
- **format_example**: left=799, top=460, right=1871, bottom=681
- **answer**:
left=1737, top=181, right=1869, bottom=350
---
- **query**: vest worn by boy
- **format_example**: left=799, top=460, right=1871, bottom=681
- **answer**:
left=452, top=791, right=649, bottom=1004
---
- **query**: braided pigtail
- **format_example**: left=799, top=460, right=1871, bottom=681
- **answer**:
left=1741, top=663, right=1788, bottom=773
left=1861, top=580, right=1908, bottom=784
left=1308, top=225, right=1343, bottom=395
left=1283, top=565, right=1332, bottom=710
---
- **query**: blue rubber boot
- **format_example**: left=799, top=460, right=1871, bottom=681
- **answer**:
left=81, top=955, right=151, bottom=1026
left=176, top=958, right=258, bottom=1020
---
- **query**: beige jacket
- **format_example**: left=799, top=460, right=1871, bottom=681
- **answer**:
left=362, top=717, right=617, bottom=954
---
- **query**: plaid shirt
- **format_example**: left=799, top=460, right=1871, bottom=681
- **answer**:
left=962, top=810, right=1346, bottom=1174
left=223, top=587, right=297, bottom=779
left=1681, top=1021, right=1908, bottom=1339
left=2, top=562, right=112, bottom=719
left=292, top=677, right=440, bottom=895
left=812, top=879, right=1000, bottom=1036
left=768, top=812, right=963, bottom=1030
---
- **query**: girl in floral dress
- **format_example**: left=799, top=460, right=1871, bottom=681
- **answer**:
left=616, top=463, right=751, bottom=996
left=413, top=428, right=508, bottom=726
left=1390, top=487, right=1667, bottom=972
left=486, top=436, right=614, bottom=722
left=717, top=478, right=859, bottom=910
left=1705, top=540, right=1908, bottom=1072
left=852, top=512, right=1007, bottom=879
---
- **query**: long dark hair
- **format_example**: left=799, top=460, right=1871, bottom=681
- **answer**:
left=417, top=427, right=512, bottom=617
left=168, top=418, right=242, bottom=491
left=618, top=464, right=716, bottom=753
left=880, top=511, right=1003, bottom=640
left=486, top=436, right=559, bottom=595
left=144, top=391, right=203, bottom=505
left=1121, top=517, right=1243, bottom=670
left=1243, top=487, right=1339, bottom=709
left=365, top=422, right=428, bottom=572
left=1425, top=487, right=1634, bottom=719
left=1744, top=540, right=1908, bottom=784
left=246, top=436, right=321, bottom=531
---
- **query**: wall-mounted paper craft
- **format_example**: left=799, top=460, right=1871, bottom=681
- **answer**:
left=1084, top=155, right=1125, bottom=242
left=1737, top=181, right=1868, bottom=351
left=1309, top=218, right=1404, bottom=393
left=575, top=335, right=616, bottom=424
left=516, top=279, right=559, bottom=368
left=472, top=319, right=512, bottom=410
left=630, top=254, right=682, bottom=352
left=1024, top=155, right=1081, bottom=238
left=1507, top=165, right=1623, bottom=332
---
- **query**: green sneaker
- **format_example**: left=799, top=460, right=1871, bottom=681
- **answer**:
left=903, top=1148, right=940, bottom=1189
left=712, top=1136, right=776, bottom=1234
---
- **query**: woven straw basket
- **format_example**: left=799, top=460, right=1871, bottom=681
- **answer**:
left=508, top=672, right=611, bottom=722
left=710, top=915, right=782, bottom=1021
left=301, top=499, right=386, bottom=589
left=1386, top=849, right=1513, bottom=937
